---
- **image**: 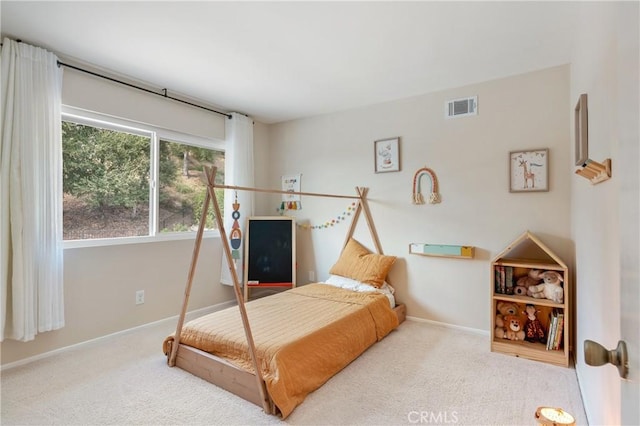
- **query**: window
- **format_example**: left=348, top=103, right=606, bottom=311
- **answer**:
left=62, top=111, right=224, bottom=242
left=157, top=139, right=224, bottom=233
left=62, top=121, right=152, bottom=239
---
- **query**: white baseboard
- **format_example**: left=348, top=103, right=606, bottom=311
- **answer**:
left=1, top=300, right=237, bottom=371
left=4, top=306, right=487, bottom=371
left=406, top=315, right=489, bottom=336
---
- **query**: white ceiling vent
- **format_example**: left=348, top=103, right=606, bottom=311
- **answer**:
left=445, top=96, right=478, bottom=118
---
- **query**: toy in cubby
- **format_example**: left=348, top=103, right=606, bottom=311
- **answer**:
left=514, top=269, right=542, bottom=296
left=523, top=304, right=546, bottom=343
left=513, top=269, right=565, bottom=304
left=494, top=301, right=526, bottom=341
left=527, top=271, right=564, bottom=303
left=494, top=301, right=556, bottom=347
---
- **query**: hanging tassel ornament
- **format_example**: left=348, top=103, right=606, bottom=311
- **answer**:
left=278, top=199, right=304, bottom=212
left=229, top=191, right=242, bottom=260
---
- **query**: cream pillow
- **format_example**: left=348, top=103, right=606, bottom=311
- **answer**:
left=329, top=238, right=396, bottom=288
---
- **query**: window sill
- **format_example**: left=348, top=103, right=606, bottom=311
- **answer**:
left=63, top=230, right=221, bottom=249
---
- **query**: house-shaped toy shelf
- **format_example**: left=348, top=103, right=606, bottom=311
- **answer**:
left=490, top=230, right=571, bottom=367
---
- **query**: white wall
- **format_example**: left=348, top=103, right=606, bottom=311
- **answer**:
left=265, top=65, right=572, bottom=331
left=3, top=15, right=635, bottom=422
left=571, top=2, right=639, bottom=425
left=0, top=67, right=237, bottom=366
left=61, top=67, right=226, bottom=140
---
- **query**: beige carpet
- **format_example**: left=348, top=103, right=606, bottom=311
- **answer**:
left=1, top=318, right=587, bottom=425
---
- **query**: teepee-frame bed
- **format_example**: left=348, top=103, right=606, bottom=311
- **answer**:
left=166, top=167, right=406, bottom=416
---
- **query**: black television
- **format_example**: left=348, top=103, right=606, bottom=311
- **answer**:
left=243, top=216, right=296, bottom=288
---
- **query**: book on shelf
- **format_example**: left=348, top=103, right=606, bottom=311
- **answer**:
left=545, top=309, right=564, bottom=350
left=553, top=310, right=564, bottom=350
left=494, top=266, right=506, bottom=294
left=505, top=266, right=514, bottom=295
left=546, top=311, right=558, bottom=350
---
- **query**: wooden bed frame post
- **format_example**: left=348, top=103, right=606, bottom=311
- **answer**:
left=341, top=187, right=393, bottom=286
left=205, top=167, right=271, bottom=413
left=342, top=187, right=384, bottom=254
left=169, top=166, right=271, bottom=414
left=357, top=186, right=384, bottom=254
left=342, top=187, right=362, bottom=248
left=168, top=175, right=213, bottom=368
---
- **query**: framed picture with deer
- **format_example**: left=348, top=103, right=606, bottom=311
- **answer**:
left=509, top=149, right=549, bottom=193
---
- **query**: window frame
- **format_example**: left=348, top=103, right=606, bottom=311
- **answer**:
left=62, top=106, right=224, bottom=248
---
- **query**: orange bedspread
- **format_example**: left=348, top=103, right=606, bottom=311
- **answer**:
left=164, top=283, right=399, bottom=418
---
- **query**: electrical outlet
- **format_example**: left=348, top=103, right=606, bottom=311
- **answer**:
left=308, top=271, right=315, bottom=282
left=135, top=290, right=145, bottom=305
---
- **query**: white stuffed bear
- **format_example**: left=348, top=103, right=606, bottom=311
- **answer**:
left=528, top=271, right=564, bottom=303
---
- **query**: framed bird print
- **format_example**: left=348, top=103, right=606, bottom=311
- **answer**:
left=509, top=149, right=549, bottom=193
left=374, top=137, right=400, bottom=173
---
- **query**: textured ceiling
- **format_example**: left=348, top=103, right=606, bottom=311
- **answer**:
left=1, top=1, right=576, bottom=124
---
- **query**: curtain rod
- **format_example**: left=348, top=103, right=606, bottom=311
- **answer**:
left=56, top=61, right=232, bottom=119
left=1, top=40, right=231, bottom=119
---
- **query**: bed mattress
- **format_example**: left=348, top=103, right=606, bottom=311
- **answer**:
left=164, top=283, right=399, bottom=418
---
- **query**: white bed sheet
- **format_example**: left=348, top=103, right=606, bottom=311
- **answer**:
left=323, top=274, right=396, bottom=308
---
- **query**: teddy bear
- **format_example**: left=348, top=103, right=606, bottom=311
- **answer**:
left=495, top=301, right=520, bottom=338
left=528, top=271, right=564, bottom=303
left=514, top=269, right=542, bottom=296
left=499, top=314, right=526, bottom=341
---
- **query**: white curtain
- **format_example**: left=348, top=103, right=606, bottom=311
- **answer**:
left=0, top=38, right=65, bottom=342
left=220, top=112, right=254, bottom=286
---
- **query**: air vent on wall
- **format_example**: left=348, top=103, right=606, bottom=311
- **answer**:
left=445, top=96, right=478, bottom=118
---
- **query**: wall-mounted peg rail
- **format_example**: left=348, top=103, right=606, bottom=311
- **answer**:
left=575, top=158, right=612, bottom=184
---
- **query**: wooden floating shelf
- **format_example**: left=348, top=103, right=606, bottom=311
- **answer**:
left=409, top=243, right=475, bottom=259
left=575, top=158, right=611, bottom=184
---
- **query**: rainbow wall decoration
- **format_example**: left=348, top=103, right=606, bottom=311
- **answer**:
left=412, top=167, right=441, bottom=205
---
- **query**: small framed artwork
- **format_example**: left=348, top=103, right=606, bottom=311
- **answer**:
left=509, top=149, right=549, bottom=193
left=374, top=137, right=400, bottom=173
left=575, top=93, right=588, bottom=166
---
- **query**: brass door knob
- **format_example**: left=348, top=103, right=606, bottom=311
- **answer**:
left=584, top=339, right=629, bottom=379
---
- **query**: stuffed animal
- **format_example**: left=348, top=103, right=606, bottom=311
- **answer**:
left=501, top=314, right=526, bottom=341
left=495, top=301, right=519, bottom=329
left=524, top=304, right=546, bottom=343
left=514, top=269, right=542, bottom=296
left=528, top=271, right=564, bottom=303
